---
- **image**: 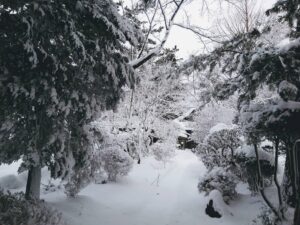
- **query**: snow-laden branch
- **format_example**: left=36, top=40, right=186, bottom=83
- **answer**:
left=130, top=0, right=185, bottom=69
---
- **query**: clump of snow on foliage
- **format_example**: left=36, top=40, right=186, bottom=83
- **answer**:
left=235, top=145, right=274, bottom=165
left=278, top=80, right=298, bottom=101
left=278, top=37, right=300, bottom=53
left=209, top=123, right=237, bottom=134
left=259, top=14, right=290, bottom=48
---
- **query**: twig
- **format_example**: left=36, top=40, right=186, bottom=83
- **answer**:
left=151, top=174, right=161, bottom=186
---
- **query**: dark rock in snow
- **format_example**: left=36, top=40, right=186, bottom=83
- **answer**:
left=205, top=200, right=222, bottom=218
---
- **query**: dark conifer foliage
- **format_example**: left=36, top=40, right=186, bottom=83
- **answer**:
left=0, top=0, right=142, bottom=198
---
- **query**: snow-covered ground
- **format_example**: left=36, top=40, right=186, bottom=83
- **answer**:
left=0, top=150, right=265, bottom=225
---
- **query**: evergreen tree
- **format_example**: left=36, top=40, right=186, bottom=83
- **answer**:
left=214, top=0, right=300, bottom=212
left=0, top=0, right=142, bottom=199
left=182, top=0, right=300, bottom=222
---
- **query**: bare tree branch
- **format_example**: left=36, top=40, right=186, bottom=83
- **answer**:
left=158, top=0, right=168, bottom=29
left=213, top=0, right=264, bottom=40
left=138, top=0, right=159, bottom=58
left=130, top=0, right=185, bottom=69
left=173, top=23, right=223, bottom=44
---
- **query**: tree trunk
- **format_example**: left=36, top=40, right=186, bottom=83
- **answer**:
left=294, top=203, right=300, bottom=225
left=274, top=139, right=285, bottom=219
left=282, top=144, right=297, bottom=207
left=25, top=166, right=41, bottom=200
left=293, top=140, right=300, bottom=225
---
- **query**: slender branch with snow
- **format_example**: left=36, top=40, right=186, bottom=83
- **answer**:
left=130, top=0, right=185, bottom=69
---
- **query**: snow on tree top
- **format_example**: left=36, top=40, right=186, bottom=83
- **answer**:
left=209, top=123, right=237, bottom=134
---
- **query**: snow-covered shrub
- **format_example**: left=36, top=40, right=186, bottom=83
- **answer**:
left=93, top=119, right=143, bottom=162
left=198, top=124, right=241, bottom=170
left=64, top=124, right=104, bottom=197
left=42, top=181, right=62, bottom=195
left=150, top=142, right=175, bottom=164
left=65, top=151, right=106, bottom=196
left=0, top=174, right=23, bottom=190
left=235, top=145, right=274, bottom=193
left=100, top=146, right=133, bottom=181
left=198, top=167, right=238, bottom=203
left=191, top=100, right=237, bottom=145
left=64, top=165, right=94, bottom=197
left=0, top=191, right=65, bottom=225
left=64, top=123, right=135, bottom=195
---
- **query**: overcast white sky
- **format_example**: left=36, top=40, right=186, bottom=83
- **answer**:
left=165, top=0, right=277, bottom=59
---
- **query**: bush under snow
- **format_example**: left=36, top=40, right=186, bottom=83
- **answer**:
left=0, top=175, right=24, bottom=190
left=100, top=146, right=133, bottom=181
left=234, top=145, right=274, bottom=193
left=198, top=167, right=238, bottom=203
left=197, top=124, right=241, bottom=169
left=150, top=142, right=175, bottom=164
left=0, top=191, right=65, bottom=225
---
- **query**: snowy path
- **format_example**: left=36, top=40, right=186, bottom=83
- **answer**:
left=0, top=150, right=263, bottom=225
left=44, top=151, right=208, bottom=225
left=42, top=150, right=262, bottom=225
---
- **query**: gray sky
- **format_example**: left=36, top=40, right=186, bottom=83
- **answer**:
left=165, top=0, right=277, bottom=59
